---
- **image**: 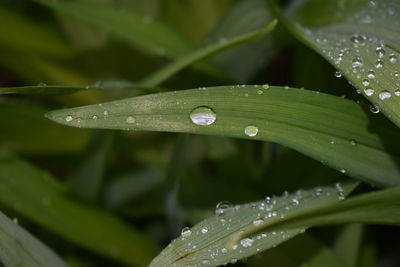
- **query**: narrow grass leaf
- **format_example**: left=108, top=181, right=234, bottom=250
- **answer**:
left=0, top=148, right=156, bottom=266
left=0, top=211, right=68, bottom=267
left=275, top=0, right=400, bottom=127
left=149, top=182, right=358, bottom=267
left=140, top=20, right=278, bottom=87
left=46, top=86, right=400, bottom=186
left=35, top=0, right=193, bottom=58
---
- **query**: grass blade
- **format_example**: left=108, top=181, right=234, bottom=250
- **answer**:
left=274, top=0, right=400, bottom=127
left=0, top=211, right=68, bottom=267
left=46, top=86, right=400, bottom=187
left=149, top=182, right=358, bottom=267
left=0, top=148, right=156, bottom=266
left=140, top=20, right=278, bottom=87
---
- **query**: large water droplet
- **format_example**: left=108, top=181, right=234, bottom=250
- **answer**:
left=253, top=218, right=264, bottom=226
left=362, top=79, right=370, bottom=86
left=201, top=227, right=209, bottom=234
left=379, top=91, right=391, bottom=100
left=181, top=227, right=192, bottom=238
left=376, top=46, right=386, bottom=58
left=65, top=115, right=73, bottom=122
left=395, top=89, right=400, bottom=96
left=244, top=125, right=258, bottom=137
left=240, top=238, right=254, bottom=248
left=190, top=106, right=216, bottom=126
left=215, top=201, right=234, bottom=216
left=367, top=70, right=376, bottom=79
left=389, top=53, right=398, bottom=63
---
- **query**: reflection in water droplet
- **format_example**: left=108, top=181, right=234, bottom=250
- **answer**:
left=364, top=87, right=374, bottom=96
left=190, top=106, right=216, bottom=126
left=215, top=201, right=234, bottom=216
left=379, top=91, right=391, bottom=100
left=65, top=115, right=73, bottom=122
left=244, top=125, right=258, bottom=137
left=181, top=227, right=192, bottom=238
left=240, top=238, right=254, bottom=248
left=126, top=116, right=136, bottom=124
left=367, top=70, right=376, bottom=79
left=370, top=105, right=380, bottom=114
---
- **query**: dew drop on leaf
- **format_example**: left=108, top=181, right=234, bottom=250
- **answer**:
left=65, top=115, right=73, bottom=122
left=262, top=84, right=269, bottom=89
left=215, top=201, right=234, bottom=216
left=375, top=60, right=384, bottom=69
left=181, top=227, right=192, bottom=238
left=389, top=53, right=398, bottom=63
left=364, top=87, right=375, bottom=96
left=201, top=227, right=209, bottom=234
left=395, top=89, right=400, bottom=96
left=244, top=125, right=258, bottom=137
left=240, top=238, right=254, bottom=248
left=334, top=70, right=342, bottom=78
left=370, top=105, right=380, bottom=114
left=367, top=70, right=376, bottom=79
left=379, top=90, right=391, bottom=100
left=350, top=34, right=365, bottom=47
left=190, top=106, right=216, bottom=126
left=362, top=79, right=370, bottom=86
left=126, top=116, right=136, bottom=124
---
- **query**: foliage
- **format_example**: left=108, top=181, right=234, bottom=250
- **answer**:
left=0, top=0, right=399, bottom=266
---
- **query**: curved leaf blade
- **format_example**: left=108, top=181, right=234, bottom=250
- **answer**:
left=46, top=86, right=400, bottom=186
left=0, top=211, right=68, bottom=267
left=0, top=148, right=156, bottom=266
left=149, top=182, right=358, bottom=267
left=276, top=0, right=400, bottom=126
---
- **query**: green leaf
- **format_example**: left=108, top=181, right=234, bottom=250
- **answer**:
left=0, top=210, right=68, bottom=267
left=148, top=182, right=358, bottom=267
left=0, top=148, right=156, bottom=266
left=0, top=80, right=144, bottom=96
left=68, top=132, right=112, bottom=202
left=35, top=0, right=193, bottom=58
left=275, top=0, right=400, bottom=127
left=46, top=86, right=400, bottom=187
left=333, top=224, right=363, bottom=267
left=139, top=20, right=277, bottom=87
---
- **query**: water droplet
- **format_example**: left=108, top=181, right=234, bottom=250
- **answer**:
left=65, top=115, right=73, bottom=122
left=394, top=71, right=400, bottom=78
left=362, top=79, right=370, bottom=86
left=181, top=227, right=192, bottom=238
left=37, top=82, right=47, bottom=86
left=389, top=53, right=398, bottom=63
left=375, top=60, right=384, bottom=68
left=314, top=188, right=323, bottom=197
left=370, top=105, right=380, bottom=114
left=334, top=70, right=342, bottom=78
left=350, top=139, right=357, bottom=146
left=126, top=116, right=136, bottom=124
left=292, top=198, right=299, bottom=205
left=367, top=70, right=376, bottom=79
left=350, top=34, right=365, bottom=46
left=253, top=218, right=264, bottom=226
left=240, top=238, right=254, bottom=248
left=395, top=89, right=400, bottom=96
left=201, top=227, right=209, bottom=234
left=190, top=106, right=216, bottom=126
left=215, top=201, right=234, bottom=216
left=262, top=84, right=270, bottom=89
left=244, top=125, right=258, bottom=137
left=379, top=91, right=391, bottom=100
left=103, top=110, right=109, bottom=116
left=340, top=169, right=347, bottom=174
left=376, top=46, right=386, bottom=58
left=364, top=87, right=374, bottom=96
left=352, top=57, right=363, bottom=68
left=257, top=89, right=263, bottom=95
left=335, top=182, right=345, bottom=200
left=92, top=115, right=98, bottom=120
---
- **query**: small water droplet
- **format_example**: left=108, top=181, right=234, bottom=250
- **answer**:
left=92, top=115, right=98, bottom=120
left=395, top=89, right=400, bottom=96
left=314, top=188, right=323, bottom=197
left=362, top=79, right=370, bottom=86
left=352, top=57, right=363, bottom=68
left=201, top=227, right=209, bottom=234
left=335, top=182, right=346, bottom=200
left=215, top=201, right=234, bottom=216
left=103, top=110, right=109, bottom=116
left=221, top=248, right=228, bottom=253
left=262, top=84, right=270, bottom=89
left=65, top=115, right=73, bottom=122
left=350, top=139, right=357, bottom=146
left=340, top=169, right=347, bottom=174
left=240, top=238, right=254, bottom=248
left=370, top=105, right=380, bottom=114
left=389, top=53, right=398, bottom=63
left=37, top=82, right=47, bottom=86
left=181, top=227, right=192, bottom=238
left=257, top=89, right=263, bottom=95
left=126, top=116, right=136, bottom=124
left=244, top=125, right=258, bottom=137
left=334, top=70, right=342, bottom=78
left=376, top=46, right=386, bottom=58
left=375, top=60, right=384, bottom=68
left=350, top=34, right=365, bottom=47
left=367, top=70, right=376, bottom=79
left=379, top=90, right=391, bottom=100
left=253, top=218, right=264, bottom=226
left=364, top=87, right=374, bottom=96
left=190, top=106, right=216, bottom=126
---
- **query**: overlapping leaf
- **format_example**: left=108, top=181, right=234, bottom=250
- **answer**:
left=275, top=0, right=400, bottom=126
left=46, top=86, right=400, bottom=186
